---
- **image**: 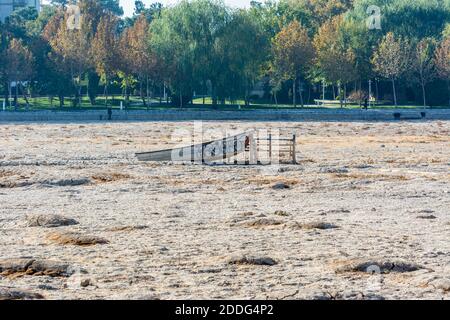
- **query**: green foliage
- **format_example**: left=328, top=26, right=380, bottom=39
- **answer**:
left=350, top=0, right=450, bottom=41
left=1, top=0, right=450, bottom=108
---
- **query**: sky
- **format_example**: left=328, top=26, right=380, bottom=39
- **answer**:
left=120, top=0, right=252, bottom=17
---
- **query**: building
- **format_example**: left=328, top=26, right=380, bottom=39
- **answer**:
left=0, top=0, right=40, bottom=23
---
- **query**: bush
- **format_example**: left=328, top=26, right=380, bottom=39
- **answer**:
left=348, top=90, right=368, bottom=102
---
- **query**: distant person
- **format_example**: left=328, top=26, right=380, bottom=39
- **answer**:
left=107, top=107, right=112, bottom=121
left=363, top=98, right=368, bottom=110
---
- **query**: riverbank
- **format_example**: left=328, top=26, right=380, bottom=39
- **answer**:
left=1, top=108, right=450, bottom=123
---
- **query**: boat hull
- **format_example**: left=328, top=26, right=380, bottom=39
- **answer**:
left=136, top=133, right=249, bottom=163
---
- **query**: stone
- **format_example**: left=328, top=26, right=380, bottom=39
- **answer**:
left=80, top=279, right=91, bottom=288
left=228, top=256, right=277, bottom=266
left=319, top=167, right=349, bottom=174
left=416, top=215, right=437, bottom=220
left=0, top=288, right=44, bottom=300
left=336, top=260, right=423, bottom=274
left=27, top=214, right=79, bottom=228
left=272, top=183, right=290, bottom=190
left=291, top=221, right=338, bottom=230
left=107, top=225, right=148, bottom=232
left=0, top=258, right=74, bottom=278
left=42, top=178, right=91, bottom=187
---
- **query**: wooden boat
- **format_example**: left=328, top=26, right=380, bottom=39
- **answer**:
left=136, top=132, right=251, bottom=162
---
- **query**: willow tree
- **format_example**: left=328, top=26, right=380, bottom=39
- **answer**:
left=372, top=32, right=411, bottom=106
left=272, top=20, right=314, bottom=107
left=150, top=0, right=231, bottom=107
left=214, top=9, right=268, bottom=106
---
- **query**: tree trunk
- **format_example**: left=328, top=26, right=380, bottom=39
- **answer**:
left=14, top=81, right=18, bottom=110
left=20, top=83, right=29, bottom=109
left=447, top=80, right=450, bottom=107
left=358, top=80, right=362, bottom=108
left=339, top=83, right=343, bottom=108
left=344, top=84, right=347, bottom=108
left=125, top=79, right=130, bottom=108
left=299, top=80, right=304, bottom=108
left=292, top=79, right=297, bottom=108
left=179, top=91, right=183, bottom=109
left=140, top=79, right=147, bottom=108
left=104, top=78, right=108, bottom=107
left=203, top=79, right=206, bottom=107
left=147, top=76, right=151, bottom=109
left=8, top=81, right=12, bottom=108
left=375, top=80, right=379, bottom=101
left=78, top=82, right=82, bottom=107
left=392, top=79, right=397, bottom=106
left=307, top=85, right=311, bottom=106
left=421, top=81, right=427, bottom=108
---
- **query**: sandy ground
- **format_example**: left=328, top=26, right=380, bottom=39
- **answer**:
left=0, top=120, right=449, bottom=300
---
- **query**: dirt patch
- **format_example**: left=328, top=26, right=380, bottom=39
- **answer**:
left=91, top=173, right=132, bottom=183
left=247, top=176, right=299, bottom=187
left=46, top=232, right=109, bottom=246
left=291, top=221, right=339, bottom=230
left=242, top=218, right=285, bottom=228
left=0, top=170, right=15, bottom=178
left=0, top=258, right=73, bottom=278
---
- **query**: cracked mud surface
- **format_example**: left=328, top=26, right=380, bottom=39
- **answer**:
left=0, top=121, right=449, bottom=299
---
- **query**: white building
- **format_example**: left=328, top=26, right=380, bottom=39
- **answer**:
left=0, top=0, right=40, bottom=23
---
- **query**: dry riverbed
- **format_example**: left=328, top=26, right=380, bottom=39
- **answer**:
left=0, top=120, right=449, bottom=300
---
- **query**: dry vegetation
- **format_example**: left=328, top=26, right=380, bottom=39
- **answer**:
left=0, top=121, right=449, bottom=300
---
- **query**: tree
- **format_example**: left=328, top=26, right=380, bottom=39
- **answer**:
left=91, top=14, right=119, bottom=106
left=119, top=15, right=158, bottom=107
left=410, top=38, right=436, bottom=107
left=272, top=20, right=314, bottom=107
left=47, top=7, right=92, bottom=107
left=150, top=0, right=231, bottom=107
left=215, top=9, right=269, bottom=105
left=348, top=0, right=450, bottom=40
left=3, top=39, right=34, bottom=109
left=372, top=32, right=411, bottom=106
left=314, top=15, right=357, bottom=107
left=278, top=0, right=354, bottom=34
left=435, top=36, right=450, bottom=105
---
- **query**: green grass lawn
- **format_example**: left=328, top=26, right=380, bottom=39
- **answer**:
left=1, top=95, right=449, bottom=111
